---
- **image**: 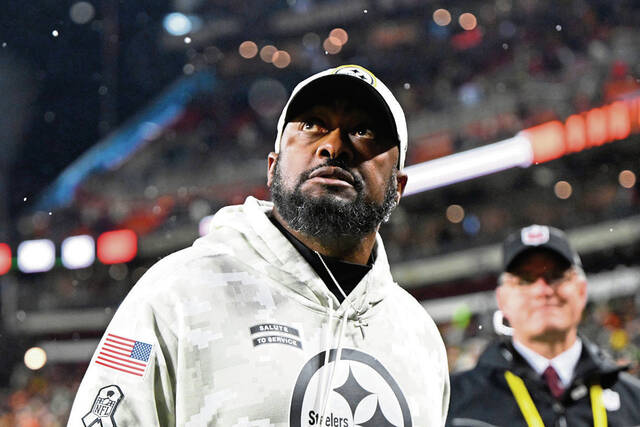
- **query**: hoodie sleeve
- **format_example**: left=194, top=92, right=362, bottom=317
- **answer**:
left=67, top=271, right=178, bottom=426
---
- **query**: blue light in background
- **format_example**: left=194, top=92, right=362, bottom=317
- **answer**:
left=462, top=214, right=481, bottom=235
left=163, top=13, right=192, bottom=36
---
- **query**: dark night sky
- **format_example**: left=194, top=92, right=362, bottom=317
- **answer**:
left=1, top=0, right=182, bottom=220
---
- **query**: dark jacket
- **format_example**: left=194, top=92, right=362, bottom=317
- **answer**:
left=446, top=338, right=640, bottom=427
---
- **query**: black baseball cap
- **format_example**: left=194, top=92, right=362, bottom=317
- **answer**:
left=502, top=224, right=582, bottom=272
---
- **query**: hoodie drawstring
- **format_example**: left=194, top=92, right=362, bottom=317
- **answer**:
left=314, top=251, right=369, bottom=420
left=319, top=307, right=348, bottom=421
left=316, top=295, right=334, bottom=412
left=314, top=251, right=368, bottom=336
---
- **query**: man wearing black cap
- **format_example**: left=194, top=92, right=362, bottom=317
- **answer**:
left=68, top=65, right=450, bottom=426
left=446, top=224, right=640, bottom=427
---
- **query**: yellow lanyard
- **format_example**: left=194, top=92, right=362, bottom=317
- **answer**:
left=505, top=370, right=607, bottom=427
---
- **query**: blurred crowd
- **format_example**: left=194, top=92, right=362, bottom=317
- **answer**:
left=15, top=0, right=640, bottom=267
left=0, top=365, right=82, bottom=427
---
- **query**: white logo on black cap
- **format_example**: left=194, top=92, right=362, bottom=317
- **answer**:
left=520, top=225, right=550, bottom=246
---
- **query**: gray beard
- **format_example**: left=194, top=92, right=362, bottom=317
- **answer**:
left=270, top=158, right=398, bottom=244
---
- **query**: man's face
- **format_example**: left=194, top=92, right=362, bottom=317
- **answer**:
left=496, top=250, right=587, bottom=343
left=267, top=98, right=407, bottom=240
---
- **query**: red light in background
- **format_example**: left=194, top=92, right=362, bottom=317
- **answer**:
left=608, top=101, right=631, bottom=141
left=97, top=230, right=137, bottom=264
left=0, top=244, right=11, bottom=275
left=523, top=120, right=565, bottom=164
left=565, top=114, right=587, bottom=153
left=586, top=108, right=607, bottom=147
left=451, top=28, right=483, bottom=50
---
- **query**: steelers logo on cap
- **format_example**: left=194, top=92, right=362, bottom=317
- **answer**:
left=333, top=65, right=377, bottom=87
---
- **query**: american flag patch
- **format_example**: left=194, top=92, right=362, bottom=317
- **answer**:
left=95, top=333, right=153, bottom=377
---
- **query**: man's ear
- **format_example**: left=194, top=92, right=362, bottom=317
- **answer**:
left=267, top=152, right=278, bottom=188
left=576, top=277, right=588, bottom=311
left=395, top=170, right=408, bottom=202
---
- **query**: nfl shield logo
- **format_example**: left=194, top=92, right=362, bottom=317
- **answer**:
left=93, top=394, right=117, bottom=416
left=82, top=384, right=123, bottom=426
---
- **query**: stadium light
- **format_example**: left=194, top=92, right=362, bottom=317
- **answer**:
left=405, top=94, right=640, bottom=195
left=97, top=229, right=137, bottom=264
left=17, top=239, right=56, bottom=273
left=62, top=235, right=95, bottom=269
left=0, top=243, right=11, bottom=275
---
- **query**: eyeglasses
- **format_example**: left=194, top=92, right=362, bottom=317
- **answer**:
left=508, top=268, right=575, bottom=287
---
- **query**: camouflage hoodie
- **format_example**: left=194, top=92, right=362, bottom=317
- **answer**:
left=67, top=196, right=449, bottom=427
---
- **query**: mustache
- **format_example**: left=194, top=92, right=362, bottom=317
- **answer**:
left=297, top=159, right=364, bottom=191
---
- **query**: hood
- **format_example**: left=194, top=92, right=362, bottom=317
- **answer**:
left=192, top=196, right=396, bottom=318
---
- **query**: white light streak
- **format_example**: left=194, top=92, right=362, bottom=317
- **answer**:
left=403, top=134, right=533, bottom=196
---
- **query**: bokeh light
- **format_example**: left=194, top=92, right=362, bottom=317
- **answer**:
left=554, top=180, right=572, bottom=199
left=618, top=170, right=636, bottom=188
left=182, top=63, right=194, bottom=74
left=323, top=37, right=341, bottom=54
left=69, top=2, right=95, bottom=24
left=610, top=329, right=629, bottom=350
left=329, top=28, right=349, bottom=45
left=459, top=12, right=478, bottom=30
left=0, top=243, right=10, bottom=276
left=302, top=32, right=320, bottom=49
left=238, top=41, right=258, bottom=59
left=97, top=229, right=137, bottom=264
left=446, top=204, right=465, bottom=223
left=61, top=235, right=95, bottom=270
left=17, top=239, right=55, bottom=273
left=462, top=214, right=481, bottom=235
left=248, top=78, right=287, bottom=118
left=259, top=45, right=277, bottom=63
left=272, top=50, right=291, bottom=68
left=433, top=9, right=452, bottom=26
left=24, top=347, right=47, bottom=370
left=163, top=13, right=192, bottom=36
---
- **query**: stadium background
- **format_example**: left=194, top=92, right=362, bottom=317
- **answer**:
left=1, top=0, right=640, bottom=424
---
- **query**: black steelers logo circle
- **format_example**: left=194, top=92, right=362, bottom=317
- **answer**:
left=290, top=348, right=411, bottom=427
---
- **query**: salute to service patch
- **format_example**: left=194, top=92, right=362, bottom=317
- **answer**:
left=250, top=322, right=303, bottom=349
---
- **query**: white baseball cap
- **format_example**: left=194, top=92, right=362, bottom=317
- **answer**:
left=274, top=64, right=408, bottom=170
